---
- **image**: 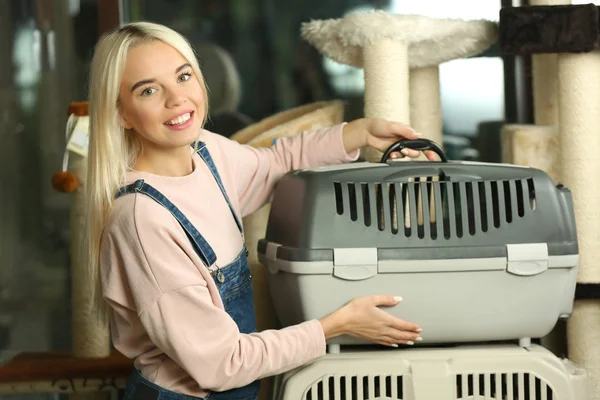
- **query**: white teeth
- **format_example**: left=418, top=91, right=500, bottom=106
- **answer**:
left=166, top=113, right=191, bottom=125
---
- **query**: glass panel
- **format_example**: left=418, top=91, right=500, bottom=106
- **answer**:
left=122, top=0, right=504, bottom=159
left=391, top=0, right=504, bottom=139
left=1, top=0, right=103, bottom=399
left=121, top=0, right=392, bottom=130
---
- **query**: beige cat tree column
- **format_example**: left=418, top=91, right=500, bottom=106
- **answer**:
left=559, top=46, right=600, bottom=400
left=501, top=4, right=600, bottom=397
left=500, top=0, right=571, bottom=188
left=301, top=10, right=497, bottom=161
left=530, top=0, right=568, bottom=126
left=500, top=3, right=569, bottom=353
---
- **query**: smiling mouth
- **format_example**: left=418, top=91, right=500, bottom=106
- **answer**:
left=164, top=111, right=193, bottom=126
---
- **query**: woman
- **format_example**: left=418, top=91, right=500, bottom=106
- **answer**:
left=86, top=21, right=429, bottom=400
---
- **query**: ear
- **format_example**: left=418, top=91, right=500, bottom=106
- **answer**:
left=119, top=112, right=133, bottom=130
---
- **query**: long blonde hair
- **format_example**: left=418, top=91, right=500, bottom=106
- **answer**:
left=85, top=22, right=209, bottom=320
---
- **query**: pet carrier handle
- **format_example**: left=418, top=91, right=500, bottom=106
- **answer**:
left=380, top=138, right=448, bottom=163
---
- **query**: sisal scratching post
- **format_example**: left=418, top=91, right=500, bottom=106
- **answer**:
left=558, top=51, right=600, bottom=285
left=532, top=53, right=560, bottom=125
left=558, top=52, right=600, bottom=398
left=501, top=123, right=566, bottom=355
left=410, top=66, right=443, bottom=145
left=362, top=38, right=410, bottom=162
left=500, top=124, right=559, bottom=184
left=71, top=164, right=111, bottom=400
left=54, top=105, right=111, bottom=400
left=567, top=300, right=600, bottom=397
left=500, top=9, right=600, bottom=393
left=301, top=11, right=497, bottom=161
left=71, top=154, right=111, bottom=400
left=528, top=0, right=572, bottom=126
left=69, top=154, right=111, bottom=361
left=59, top=106, right=111, bottom=361
left=231, top=100, right=344, bottom=400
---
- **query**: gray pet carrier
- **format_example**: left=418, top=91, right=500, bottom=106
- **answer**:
left=257, top=139, right=578, bottom=350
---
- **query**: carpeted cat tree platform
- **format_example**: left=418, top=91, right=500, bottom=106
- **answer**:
left=301, top=10, right=497, bottom=161
left=500, top=4, right=600, bottom=397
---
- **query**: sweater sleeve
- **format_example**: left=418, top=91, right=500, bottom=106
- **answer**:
left=212, top=123, right=359, bottom=217
left=140, top=287, right=325, bottom=391
left=101, top=196, right=326, bottom=391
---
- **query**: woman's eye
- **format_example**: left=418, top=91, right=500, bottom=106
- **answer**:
left=141, top=87, right=156, bottom=96
left=179, top=72, right=192, bottom=82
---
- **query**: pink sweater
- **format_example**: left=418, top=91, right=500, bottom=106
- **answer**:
left=100, top=124, right=358, bottom=397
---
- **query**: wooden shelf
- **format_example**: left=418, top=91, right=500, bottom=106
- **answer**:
left=0, top=351, right=133, bottom=394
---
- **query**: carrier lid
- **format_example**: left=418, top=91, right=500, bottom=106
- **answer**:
left=263, top=138, right=578, bottom=259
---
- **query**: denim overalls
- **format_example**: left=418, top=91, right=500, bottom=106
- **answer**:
left=118, top=142, right=260, bottom=400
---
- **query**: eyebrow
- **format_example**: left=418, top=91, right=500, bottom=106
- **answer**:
left=130, top=63, right=192, bottom=92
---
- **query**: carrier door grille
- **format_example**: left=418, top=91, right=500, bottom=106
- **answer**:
left=333, top=178, right=537, bottom=239
left=455, top=372, right=554, bottom=400
left=304, top=374, right=405, bottom=400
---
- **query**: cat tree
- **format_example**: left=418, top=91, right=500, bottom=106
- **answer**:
left=300, top=10, right=497, bottom=160
left=500, top=3, right=600, bottom=397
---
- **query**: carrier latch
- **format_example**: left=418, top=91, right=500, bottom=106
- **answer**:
left=506, top=243, right=549, bottom=276
left=333, top=248, right=378, bottom=280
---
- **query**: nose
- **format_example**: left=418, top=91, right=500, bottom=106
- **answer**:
left=165, top=86, right=187, bottom=108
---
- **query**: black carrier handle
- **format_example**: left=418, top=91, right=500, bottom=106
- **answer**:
left=380, top=138, right=448, bottom=163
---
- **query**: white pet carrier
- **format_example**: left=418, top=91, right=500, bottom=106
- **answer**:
left=271, top=344, right=590, bottom=400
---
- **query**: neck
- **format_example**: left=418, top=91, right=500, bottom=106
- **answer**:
left=133, top=145, right=194, bottom=177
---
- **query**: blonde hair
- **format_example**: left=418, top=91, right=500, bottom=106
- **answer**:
left=85, top=22, right=209, bottom=319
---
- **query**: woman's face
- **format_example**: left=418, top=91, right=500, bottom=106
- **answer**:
left=119, top=40, right=205, bottom=153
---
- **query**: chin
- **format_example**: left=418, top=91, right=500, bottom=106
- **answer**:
left=170, top=133, right=201, bottom=149
left=164, top=122, right=202, bottom=145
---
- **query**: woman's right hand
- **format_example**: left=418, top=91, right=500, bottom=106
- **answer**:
left=319, top=295, right=422, bottom=347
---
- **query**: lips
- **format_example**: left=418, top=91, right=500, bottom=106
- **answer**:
left=164, top=111, right=194, bottom=126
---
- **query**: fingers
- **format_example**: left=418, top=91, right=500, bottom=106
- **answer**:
left=388, top=151, right=403, bottom=160
left=388, top=148, right=439, bottom=161
left=384, top=328, right=423, bottom=342
left=363, top=295, right=422, bottom=331
left=390, top=121, right=419, bottom=139
left=376, top=325, right=423, bottom=348
left=375, top=334, right=422, bottom=348
left=368, top=294, right=403, bottom=307
left=382, top=332, right=422, bottom=344
left=389, top=317, right=422, bottom=333
left=424, top=150, right=438, bottom=161
left=400, top=149, right=421, bottom=159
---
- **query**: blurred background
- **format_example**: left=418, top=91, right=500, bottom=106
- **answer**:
left=0, top=0, right=581, bottom=398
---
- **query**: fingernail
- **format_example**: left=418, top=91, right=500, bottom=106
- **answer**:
left=406, top=341, right=414, bottom=345
left=414, top=131, right=422, bottom=136
left=400, top=149, right=409, bottom=155
left=390, top=343, right=399, bottom=348
left=390, top=153, right=398, bottom=159
left=415, top=336, right=423, bottom=341
left=393, top=296, right=402, bottom=302
left=416, top=328, right=422, bottom=333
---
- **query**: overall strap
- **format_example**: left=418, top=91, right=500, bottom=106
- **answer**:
left=115, top=179, right=217, bottom=267
left=195, top=142, right=244, bottom=234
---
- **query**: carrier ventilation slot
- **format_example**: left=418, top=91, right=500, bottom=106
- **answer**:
left=455, top=372, right=554, bottom=400
left=333, top=178, right=537, bottom=239
left=304, top=374, right=405, bottom=400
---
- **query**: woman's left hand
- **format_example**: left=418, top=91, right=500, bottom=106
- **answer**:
left=342, top=118, right=438, bottom=161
